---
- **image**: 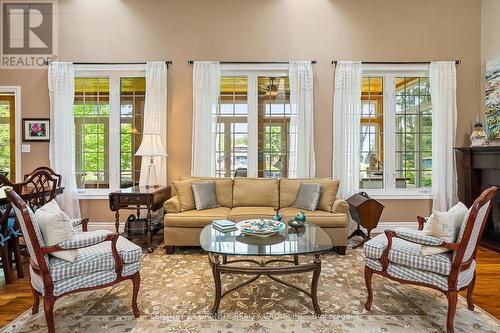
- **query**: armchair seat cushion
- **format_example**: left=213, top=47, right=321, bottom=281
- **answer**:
left=228, top=207, right=276, bottom=222
left=280, top=207, right=347, bottom=228
left=364, top=233, right=453, bottom=275
left=31, top=261, right=140, bottom=297
left=164, top=207, right=231, bottom=228
left=365, top=257, right=476, bottom=291
left=50, top=236, right=142, bottom=282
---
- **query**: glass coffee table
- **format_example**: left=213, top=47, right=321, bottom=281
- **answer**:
left=199, top=222, right=333, bottom=316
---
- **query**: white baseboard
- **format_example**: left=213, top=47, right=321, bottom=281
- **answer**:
left=371, top=221, right=418, bottom=234
left=87, top=221, right=124, bottom=233
left=88, top=220, right=418, bottom=236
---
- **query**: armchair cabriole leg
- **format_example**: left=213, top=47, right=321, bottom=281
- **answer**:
left=446, top=290, right=458, bottom=333
left=43, top=296, right=56, bottom=333
left=131, top=272, right=141, bottom=318
left=364, top=266, right=373, bottom=311
left=467, top=273, right=476, bottom=311
left=31, top=287, right=40, bottom=314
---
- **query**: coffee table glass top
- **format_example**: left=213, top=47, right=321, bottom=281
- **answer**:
left=200, top=222, right=333, bottom=256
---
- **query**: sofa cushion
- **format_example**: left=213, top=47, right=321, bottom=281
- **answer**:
left=172, top=179, right=196, bottom=211
left=280, top=178, right=339, bottom=211
left=180, top=176, right=233, bottom=208
left=229, top=207, right=276, bottom=222
left=164, top=207, right=231, bottom=228
left=233, top=178, right=279, bottom=208
left=280, top=207, right=347, bottom=228
left=364, top=233, right=453, bottom=275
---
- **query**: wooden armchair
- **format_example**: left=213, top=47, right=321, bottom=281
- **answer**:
left=363, top=186, right=497, bottom=333
left=23, top=167, right=88, bottom=231
left=5, top=189, right=142, bottom=333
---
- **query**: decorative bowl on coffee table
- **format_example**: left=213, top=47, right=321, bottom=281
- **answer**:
left=236, top=219, right=286, bottom=238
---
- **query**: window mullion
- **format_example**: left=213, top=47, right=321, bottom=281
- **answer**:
left=109, top=74, right=121, bottom=190
left=247, top=73, right=258, bottom=177
left=384, top=74, right=396, bottom=191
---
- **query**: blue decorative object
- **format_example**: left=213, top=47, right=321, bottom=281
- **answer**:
left=295, top=211, right=306, bottom=222
left=273, top=211, right=282, bottom=222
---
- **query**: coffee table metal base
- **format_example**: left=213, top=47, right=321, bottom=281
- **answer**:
left=208, top=253, right=322, bottom=316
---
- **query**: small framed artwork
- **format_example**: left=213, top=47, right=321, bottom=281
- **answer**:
left=23, top=118, right=50, bottom=142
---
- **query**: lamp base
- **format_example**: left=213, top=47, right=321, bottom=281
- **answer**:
left=145, top=156, right=159, bottom=188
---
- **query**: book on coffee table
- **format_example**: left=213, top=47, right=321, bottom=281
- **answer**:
left=212, top=219, right=237, bottom=232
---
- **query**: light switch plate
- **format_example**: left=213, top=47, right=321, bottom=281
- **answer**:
left=21, top=144, right=31, bottom=153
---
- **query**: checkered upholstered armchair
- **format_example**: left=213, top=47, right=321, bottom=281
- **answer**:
left=5, top=188, right=142, bottom=333
left=363, top=186, right=497, bottom=333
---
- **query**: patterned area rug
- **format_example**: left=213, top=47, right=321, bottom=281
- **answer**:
left=1, top=245, right=499, bottom=333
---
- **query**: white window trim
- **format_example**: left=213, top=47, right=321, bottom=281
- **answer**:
left=75, top=66, right=146, bottom=199
left=0, top=86, right=21, bottom=182
left=219, top=64, right=289, bottom=177
left=360, top=64, right=432, bottom=200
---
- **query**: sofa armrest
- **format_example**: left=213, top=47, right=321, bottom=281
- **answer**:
left=332, top=198, right=348, bottom=214
left=164, top=195, right=181, bottom=214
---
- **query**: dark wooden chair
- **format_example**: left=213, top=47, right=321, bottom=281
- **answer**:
left=0, top=174, right=24, bottom=284
left=363, top=186, right=497, bottom=333
left=22, top=167, right=88, bottom=231
left=5, top=188, right=142, bottom=333
left=24, top=166, right=62, bottom=187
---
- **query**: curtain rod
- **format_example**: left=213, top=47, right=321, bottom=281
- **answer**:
left=43, top=61, right=173, bottom=66
left=188, top=60, right=317, bottom=64
left=331, top=60, right=461, bottom=65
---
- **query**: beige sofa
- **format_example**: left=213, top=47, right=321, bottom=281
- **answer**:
left=163, top=177, right=349, bottom=254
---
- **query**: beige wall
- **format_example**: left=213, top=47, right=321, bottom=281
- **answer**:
left=1, top=0, right=482, bottom=223
left=481, top=0, right=500, bottom=114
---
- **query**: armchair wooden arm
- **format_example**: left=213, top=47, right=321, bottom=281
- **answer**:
left=416, top=216, right=426, bottom=230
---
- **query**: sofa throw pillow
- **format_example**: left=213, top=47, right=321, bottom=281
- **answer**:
left=192, top=181, right=220, bottom=211
left=34, top=200, right=77, bottom=262
left=172, top=179, right=196, bottom=211
left=293, top=183, right=322, bottom=211
left=421, top=202, right=468, bottom=256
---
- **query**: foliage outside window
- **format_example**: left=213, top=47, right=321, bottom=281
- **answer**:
left=0, top=95, right=15, bottom=181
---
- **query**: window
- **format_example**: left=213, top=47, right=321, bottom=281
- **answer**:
left=120, top=77, right=146, bottom=187
left=258, top=77, right=291, bottom=178
left=74, top=68, right=146, bottom=194
left=360, top=67, right=432, bottom=196
left=217, top=76, right=248, bottom=177
left=74, top=78, right=110, bottom=189
left=216, top=66, right=291, bottom=178
left=0, top=93, right=15, bottom=181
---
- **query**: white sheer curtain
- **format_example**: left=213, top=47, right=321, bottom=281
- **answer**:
left=288, top=61, right=316, bottom=178
left=430, top=61, right=458, bottom=211
left=48, top=62, right=80, bottom=218
left=332, top=61, right=362, bottom=199
left=139, top=62, right=168, bottom=186
left=191, top=61, right=220, bottom=176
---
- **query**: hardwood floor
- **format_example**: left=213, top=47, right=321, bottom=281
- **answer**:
left=0, top=247, right=499, bottom=328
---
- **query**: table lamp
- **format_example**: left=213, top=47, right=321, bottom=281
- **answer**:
left=135, top=134, right=167, bottom=188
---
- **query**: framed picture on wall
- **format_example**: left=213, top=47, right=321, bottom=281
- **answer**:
left=22, top=118, right=50, bottom=141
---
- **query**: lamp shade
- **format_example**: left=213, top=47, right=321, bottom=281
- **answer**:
left=135, top=134, right=167, bottom=157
